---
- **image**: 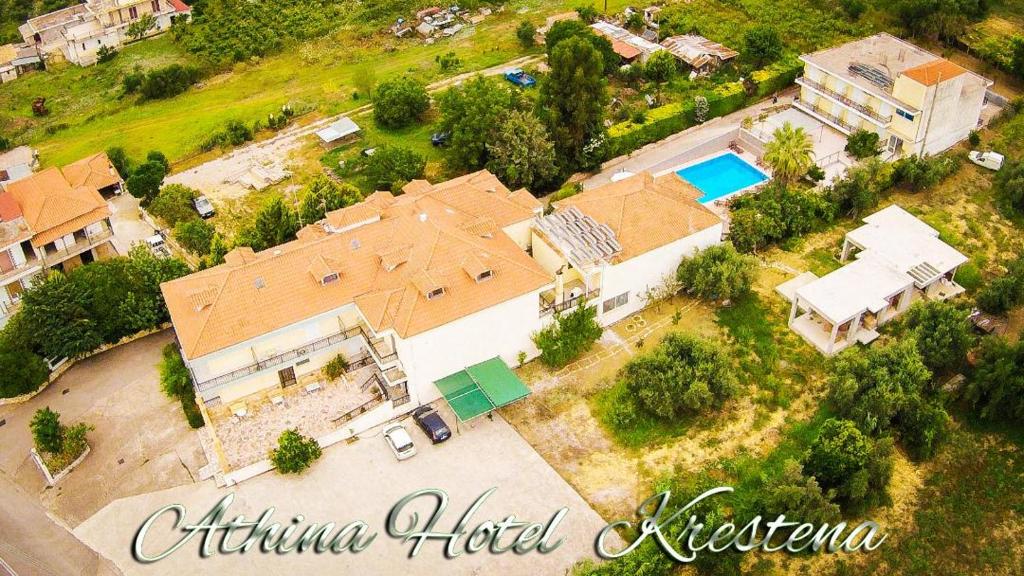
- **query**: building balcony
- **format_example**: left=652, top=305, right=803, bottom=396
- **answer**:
left=796, top=77, right=891, bottom=125
left=540, top=287, right=601, bottom=317
left=793, top=98, right=858, bottom=135
left=40, top=227, right=114, bottom=267
left=0, top=258, right=42, bottom=286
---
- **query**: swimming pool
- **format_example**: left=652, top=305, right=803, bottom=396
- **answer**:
left=675, top=152, right=769, bottom=203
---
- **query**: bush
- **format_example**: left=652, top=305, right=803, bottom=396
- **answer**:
left=298, top=176, right=363, bottom=224
left=743, top=25, right=783, bottom=67
left=828, top=158, right=894, bottom=217
left=532, top=303, right=603, bottom=368
left=159, top=343, right=205, bottom=428
left=976, top=255, right=1024, bottom=314
left=643, top=50, right=677, bottom=83
left=516, top=20, right=536, bottom=47
left=892, top=154, right=960, bottom=192
left=676, top=243, right=756, bottom=301
left=750, top=56, right=803, bottom=97
left=728, top=183, right=835, bottom=253
left=993, top=159, right=1024, bottom=215
left=106, top=146, right=132, bottom=176
left=362, top=145, right=425, bottom=191
left=901, top=300, right=974, bottom=375
left=96, top=45, right=117, bottom=63
left=968, top=129, right=981, bottom=147
left=373, top=77, right=429, bottom=129
left=270, top=429, right=322, bottom=474
left=174, top=219, right=216, bottom=255
left=803, top=418, right=894, bottom=508
left=122, top=69, right=145, bottom=94
left=322, top=354, right=349, bottom=380
left=235, top=196, right=299, bottom=252
left=622, top=333, right=737, bottom=419
left=0, top=341, right=49, bottom=398
left=967, top=337, right=1024, bottom=425
left=31, top=407, right=63, bottom=454
left=148, top=183, right=199, bottom=226
left=139, top=64, right=202, bottom=100
left=845, top=129, right=881, bottom=159
left=200, top=119, right=254, bottom=151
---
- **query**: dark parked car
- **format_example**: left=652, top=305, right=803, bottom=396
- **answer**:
left=430, top=131, right=450, bottom=147
left=412, top=406, right=451, bottom=444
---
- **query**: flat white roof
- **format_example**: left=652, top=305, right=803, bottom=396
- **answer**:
left=847, top=205, right=967, bottom=276
left=315, top=117, right=360, bottom=143
left=796, top=253, right=912, bottom=323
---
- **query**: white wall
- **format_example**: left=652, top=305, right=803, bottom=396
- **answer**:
left=918, top=76, right=987, bottom=156
left=395, top=287, right=551, bottom=406
left=598, top=224, right=723, bottom=326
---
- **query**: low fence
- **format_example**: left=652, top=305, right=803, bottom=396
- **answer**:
left=31, top=444, right=91, bottom=486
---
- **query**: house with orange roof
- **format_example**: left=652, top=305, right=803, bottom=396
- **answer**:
left=795, top=33, right=992, bottom=157
left=160, top=169, right=722, bottom=472
left=0, top=152, right=122, bottom=323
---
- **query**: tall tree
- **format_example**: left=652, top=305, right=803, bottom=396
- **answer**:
left=763, top=122, right=814, bottom=183
left=539, top=36, right=608, bottom=172
left=298, top=176, right=363, bottom=224
left=485, top=109, right=559, bottom=191
left=20, top=271, right=103, bottom=360
left=236, top=196, right=299, bottom=252
left=743, top=25, right=783, bottom=67
left=438, top=76, right=521, bottom=171
left=362, top=146, right=426, bottom=192
left=372, top=77, right=430, bottom=129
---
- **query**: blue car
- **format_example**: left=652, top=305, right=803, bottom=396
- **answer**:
left=504, top=68, right=536, bottom=88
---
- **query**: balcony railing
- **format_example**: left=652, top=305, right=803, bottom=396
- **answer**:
left=793, top=98, right=858, bottom=135
left=540, top=289, right=601, bottom=317
left=41, top=228, right=114, bottom=267
left=193, top=322, right=400, bottom=394
left=0, top=258, right=42, bottom=284
left=796, top=77, right=891, bottom=124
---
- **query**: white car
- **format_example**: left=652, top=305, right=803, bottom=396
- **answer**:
left=193, top=195, right=216, bottom=218
left=144, top=233, right=170, bottom=258
left=968, top=150, right=1004, bottom=171
left=383, top=424, right=417, bottom=461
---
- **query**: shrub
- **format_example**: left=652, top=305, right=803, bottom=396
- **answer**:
left=967, top=337, right=1024, bottom=425
left=622, top=333, right=737, bottom=419
left=122, top=69, right=145, bottom=94
left=828, top=158, right=894, bottom=217
left=750, top=56, right=803, bottom=97
left=31, top=407, right=63, bottom=454
left=845, top=129, right=881, bottom=159
left=363, top=145, right=425, bottom=191
left=516, top=20, right=536, bottom=47
left=139, top=64, right=201, bottom=100
left=158, top=343, right=205, bottom=429
left=148, top=183, right=199, bottom=226
left=436, top=51, right=461, bottom=73
left=968, top=129, right=981, bottom=147
left=762, top=459, right=841, bottom=524
left=200, top=119, right=255, bottom=151
left=743, top=25, right=782, bottom=67
left=298, top=176, right=363, bottom=224
left=373, top=77, right=429, bottom=129
left=322, top=354, right=349, bottom=381
left=106, top=146, right=132, bottom=176
left=676, top=243, right=756, bottom=301
left=976, top=255, right=1024, bottom=314
left=644, top=50, right=677, bottom=83
left=235, top=196, right=299, bottom=252
left=803, top=418, right=894, bottom=507
left=901, top=300, right=974, bottom=375
left=532, top=303, right=603, bottom=368
left=174, top=219, right=216, bottom=255
left=993, top=159, right=1024, bottom=215
left=0, top=341, right=49, bottom=398
left=96, top=45, right=117, bottom=63
left=729, top=184, right=835, bottom=253
left=892, top=154, right=960, bottom=192
left=270, top=429, right=322, bottom=473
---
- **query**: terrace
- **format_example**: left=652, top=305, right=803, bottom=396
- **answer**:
left=205, top=361, right=389, bottom=471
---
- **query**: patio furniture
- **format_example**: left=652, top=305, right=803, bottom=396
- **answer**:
left=305, top=382, right=323, bottom=394
left=230, top=402, right=248, bottom=418
left=270, top=394, right=284, bottom=406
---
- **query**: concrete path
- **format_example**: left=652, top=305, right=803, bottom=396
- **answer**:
left=75, top=413, right=617, bottom=575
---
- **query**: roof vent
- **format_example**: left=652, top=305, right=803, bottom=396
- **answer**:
left=254, top=277, right=266, bottom=289
left=418, top=212, right=428, bottom=222
left=273, top=249, right=282, bottom=256
left=350, top=238, right=361, bottom=250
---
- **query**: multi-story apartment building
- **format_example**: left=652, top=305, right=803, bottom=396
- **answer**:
left=795, top=33, right=992, bottom=157
left=19, top=0, right=191, bottom=66
left=0, top=152, right=122, bottom=324
left=161, top=170, right=723, bottom=427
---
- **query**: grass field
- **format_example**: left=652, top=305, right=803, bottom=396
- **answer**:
left=0, top=0, right=628, bottom=168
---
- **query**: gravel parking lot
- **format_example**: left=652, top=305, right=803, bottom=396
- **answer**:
left=76, top=408, right=617, bottom=575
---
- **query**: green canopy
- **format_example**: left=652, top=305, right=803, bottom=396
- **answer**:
left=434, top=357, right=531, bottom=422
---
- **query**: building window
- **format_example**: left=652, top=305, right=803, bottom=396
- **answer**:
left=602, top=291, right=629, bottom=313
left=151, top=0, right=160, bottom=11
left=426, top=287, right=445, bottom=300
left=321, top=273, right=339, bottom=285
left=476, top=269, right=494, bottom=282
left=129, top=6, right=138, bottom=19
left=896, top=109, right=915, bottom=121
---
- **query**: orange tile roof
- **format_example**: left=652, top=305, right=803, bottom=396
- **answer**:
left=611, top=40, right=642, bottom=60
left=61, top=152, right=122, bottom=191
left=4, top=167, right=110, bottom=248
left=901, top=59, right=967, bottom=86
left=556, top=172, right=722, bottom=262
left=163, top=170, right=551, bottom=359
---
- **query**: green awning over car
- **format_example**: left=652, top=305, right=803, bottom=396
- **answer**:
left=434, top=357, right=531, bottom=422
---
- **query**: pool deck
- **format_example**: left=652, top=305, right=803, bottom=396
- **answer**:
left=582, top=87, right=797, bottom=189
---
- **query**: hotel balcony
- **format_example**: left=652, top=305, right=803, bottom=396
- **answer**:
left=792, top=98, right=859, bottom=135
left=540, top=283, right=601, bottom=317
left=796, top=77, right=892, bottom=125
left=40, top=227, right=115, bottom=268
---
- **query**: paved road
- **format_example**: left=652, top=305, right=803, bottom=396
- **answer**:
left=0, top=471, right=121, bottom=576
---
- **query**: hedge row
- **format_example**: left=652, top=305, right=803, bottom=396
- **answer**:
left=604, top=57, right=803, bottom=159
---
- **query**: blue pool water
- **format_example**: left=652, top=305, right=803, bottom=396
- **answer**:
left=675, top=153, right=769, bottom=203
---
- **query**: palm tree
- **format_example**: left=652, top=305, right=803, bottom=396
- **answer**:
left=763, top=122, right=814, bottom=183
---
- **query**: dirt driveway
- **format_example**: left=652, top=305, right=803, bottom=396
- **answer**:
left=75, top=408, right=616, bottom=575
left=0, top=330, right=206, bottom=526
